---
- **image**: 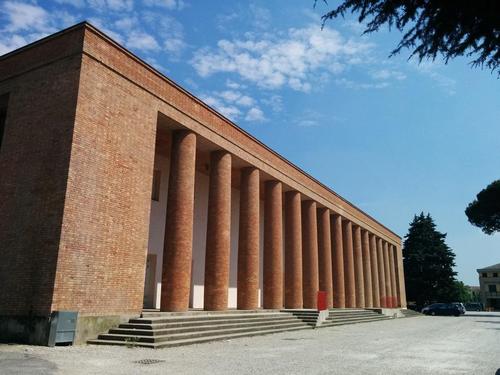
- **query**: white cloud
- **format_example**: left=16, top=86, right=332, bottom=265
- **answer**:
left=87, top=0, right=133, bottom=12
left=141, top=12, right=186, bottom=58
left=336, top=78, right=390, bottom=90
left=54, top=0, right=86, bottom=7
left=413, top=61, right=456, bottom=95
left=249, top=4, right=271, bottom=30
left=371, top=69, right=406, bottom=81
left=245, top=107, right=266, bottom=122
left=201, top=95, right=242, bottom=121
left=262, top=94, right=283, bottom=112
left=143, top=0, right=185, bottom=10
left=1, top=1, right=52, bottom=33
left=191, top=24, right=372, bottom=92
left=0, top=34, right=27, bottom=55
left=126, top=30, right=160, bottom=52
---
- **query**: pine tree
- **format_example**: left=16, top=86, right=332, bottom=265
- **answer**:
left=403, top=213, right=457, bottom=307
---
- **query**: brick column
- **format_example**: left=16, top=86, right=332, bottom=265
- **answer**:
left=383, top=241, right=393, bottom=308
left=369, top=234, right=381, bottom=307
left=263, top=180, right=283, bottom=309
left=395, top=245, right=407, bottom=308
left=160, top=130, right=196, bottom=312
left=362, top=230, right=373, bottom=308
left=284, top=191, right=303, bottom=308
left=353, top=225, right=365, bottom=308
left=301, top=200, right=319, bottom=309
left=317, top=208, right=333, bottom=308
left=377, top=238, right=387, bottom=307
left=332, top=214, right=345, bottom=308
left=388, top=244, right=398, bottom=309
left=237, top=167, right=260, bottom=310
left=342, top=220, right=356, bottom=308
left=204, top=151, right=232, bottom=311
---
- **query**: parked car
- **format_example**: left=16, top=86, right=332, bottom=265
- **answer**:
left=421, top=303, right=461, bottom=316
left=464, top=302, right=483, bottom=311
left=452, top=302, right=466, bottom=315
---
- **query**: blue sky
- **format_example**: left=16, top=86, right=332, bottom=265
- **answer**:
left=1, top=0, right=498, bottom=285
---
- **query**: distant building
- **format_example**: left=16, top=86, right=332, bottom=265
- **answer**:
left=477, top=263, right=500, bottom=311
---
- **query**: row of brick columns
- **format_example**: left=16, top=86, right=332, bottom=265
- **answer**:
left=160, top=130, right=406, bottom=312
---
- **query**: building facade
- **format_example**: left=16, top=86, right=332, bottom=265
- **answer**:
left=477, top=263, right=500, bottom=311
left=0, top=23, right=406, bottom=344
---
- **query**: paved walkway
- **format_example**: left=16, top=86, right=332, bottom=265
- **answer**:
left=1, top=311, right=499, bottom=374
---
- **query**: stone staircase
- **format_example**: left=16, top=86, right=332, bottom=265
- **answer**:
left=88, top=310, right=311, bottom=349
left=320, top=308, right=392, bottom=327
left=88, top=308, right=394, bottom=349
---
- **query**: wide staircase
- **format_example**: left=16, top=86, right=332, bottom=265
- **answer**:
left=88, top=310, right=311, bottom=349
left=322, top=309, right=392, bottom=327
left=89, top=308, right=394, bottom=348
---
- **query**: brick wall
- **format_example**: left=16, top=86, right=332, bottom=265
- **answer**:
left=0, top=28, right=84, bottom=316
left=50, top=53, right=157, bottom=315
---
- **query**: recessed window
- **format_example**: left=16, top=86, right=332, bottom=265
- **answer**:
left=488, top=285, right=496, bottom=293
left=0, top=93, right=9, bottom=152
left=482, top=273, right=487, bottom=278
left=151, top=169, right=161, bottom=201
left=494, top=273, right=498, bottom=278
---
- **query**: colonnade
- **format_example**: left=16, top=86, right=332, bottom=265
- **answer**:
left=160, top=130, right=406, bottom=312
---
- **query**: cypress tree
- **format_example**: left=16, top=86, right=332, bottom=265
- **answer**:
left=403, top=213, right=457, bottom=307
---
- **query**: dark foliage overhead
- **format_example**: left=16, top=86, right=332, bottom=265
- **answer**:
left=318, top=0, right=500, bottom=73
left=465, top=180, right=500, bottom=235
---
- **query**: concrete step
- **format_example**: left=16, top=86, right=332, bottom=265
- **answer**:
left=111, top=318, right=306, bottom=336
left=98, top=321, right=310, bottom=344
left=121, top=315, right=301, bottom=330
left=141, top=309, right=281, bottom=317
left=130, top=312, right=291, bottom=324
left=321, top=316, right=392, bottom=327
left=89, top=324, right=311, bottom=349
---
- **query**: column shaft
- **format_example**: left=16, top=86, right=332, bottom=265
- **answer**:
left=284, top=191, right=303, bottom=308
left=317, top=208, right=333, bottom=308
left=160, top=130, right=197, bottom=312
left=237, top=167, right=260, bottom=310
left=204, top=151, right=232, bottom=311
left=376, top=238, right=387, bottom=307
left=395, top=245, right=407, bottom=308
left=369, top=234, right=381, bottom=307
left=362, top=230, right=373, bottom=308
left=388, top=244, right=398, bottom=309
left=383, top=241, right=393, bottom=308
left=353, top=226, right=365, bottom=308
left=332, top=215, right=345, bottom=308
left=301, top=200, right=319, bottom=309
left=263, top=181, right=283, bottom=309
left=342, top=220, right=356, bottom=308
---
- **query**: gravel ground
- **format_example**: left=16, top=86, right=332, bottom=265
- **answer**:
left=1, top=311, right=499, bottom=375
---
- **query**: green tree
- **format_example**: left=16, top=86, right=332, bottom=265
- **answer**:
left=465, top=180, right=500, bottom=235
left=450, top=280, right=473, bottom=303
left=317, top=0, right=500, bottom=73
left=403, top=213, right=457, bottom=306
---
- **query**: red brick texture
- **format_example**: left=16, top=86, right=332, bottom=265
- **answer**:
left=377, top=238, right=387, bottom=308
left=161, top=130, right=196, bottom=312
left=237, top=167, right=260, bottom=310
left=263, top=181, right=283, bottom=309
left=353, top=225, right=365, bottom=308
left=362, top=230, right=373, bottom=308
left=284, top=191, right=303, bottom=309
left=383, top=241, right=393, bottom=308
left=343, top=220, right=356, bottom=308
left=0, top=27, right=84, bottom=317
left=317, top=208, right=333, bottom=309
left=301, top=200, right=319, bottom=309
left=388, top=244, right=398, bottom=308
left=204, top=151, right=232, bottom=311
left=331, top=215, right=345, bottom=308
left=369, top=234, right=381, bottom=307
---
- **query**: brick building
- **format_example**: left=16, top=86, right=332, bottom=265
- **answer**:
left=477, top=263, right=500, bottom=311
left=0, top=23, right=406, bottom=345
